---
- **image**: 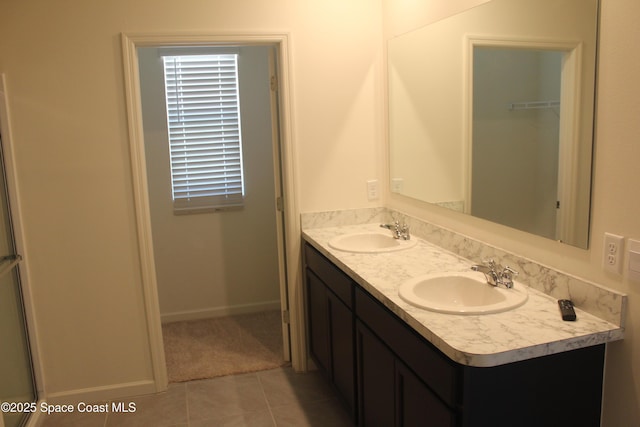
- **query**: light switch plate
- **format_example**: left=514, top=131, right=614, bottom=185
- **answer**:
left=366, top=180, right=378, bottom=201
left=628, top=239, right=640, bottom=281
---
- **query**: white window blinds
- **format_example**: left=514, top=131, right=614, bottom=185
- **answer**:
left=162, top=54, right=244, bottom=213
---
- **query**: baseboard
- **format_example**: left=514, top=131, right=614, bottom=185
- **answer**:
left=25, top=401, right=45, bottom=427
left=160, top=300, right=281, bottom=324
left=42, top=380, right=158, bottom=406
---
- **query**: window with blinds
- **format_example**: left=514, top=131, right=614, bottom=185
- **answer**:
left=162, top=54, right=245, bottom=213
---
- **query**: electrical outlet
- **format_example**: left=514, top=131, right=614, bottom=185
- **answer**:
left=366, top=180, right=379, bottom=201
left=603, top=233, right=624, bottom=274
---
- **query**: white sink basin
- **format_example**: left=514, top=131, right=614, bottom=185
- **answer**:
left=328, top=231, right=417, bottom=253
left=398, top=271, right=528, bottom=314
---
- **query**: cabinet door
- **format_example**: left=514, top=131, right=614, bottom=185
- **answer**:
left=307, top=269, right=330, bottom=372
left=356, top=320, right=395, bottom=427
left=328, top=291, right=355, bottom=414
left=396, top=362, right=456, bottom=427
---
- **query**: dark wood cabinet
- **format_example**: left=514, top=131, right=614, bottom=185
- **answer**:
left=356, top=320, right=455, bottom=427
left=307, top=270, right=331, bottom=372
left=304, top=243, right=605, bottom=427
left=395, top=359, right=456, bottom=427
left=355, top=321, right=395, bottom=427
left=461, top=344, right=604, bottom=427
left=356, top=287, right=458, bottom=427
left=329, top=290, right=356, bottom=411
left=305, top=245, right=356, bottom=420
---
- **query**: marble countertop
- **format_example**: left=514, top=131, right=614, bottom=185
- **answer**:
left=303, top=223, right=624, bottom=367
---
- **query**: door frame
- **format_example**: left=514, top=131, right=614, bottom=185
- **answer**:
left=0, top=75, right=44, bottom=426
left=121, top=32, right=305, bottom=391
left=463, top=36, right=583, bottom=242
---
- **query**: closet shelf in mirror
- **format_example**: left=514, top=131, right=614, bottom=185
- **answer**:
left=507, top=100, right=560, bottom=111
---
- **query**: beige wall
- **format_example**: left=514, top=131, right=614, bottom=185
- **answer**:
left=0, top=0, right=383, bottom=399
left=388, top=28, right=466, bottom=205
left=382, top=0, right=489, bottom=38
left=139, top=46, right=280, bottom=322
left=384, top=0, right=640, bottom=424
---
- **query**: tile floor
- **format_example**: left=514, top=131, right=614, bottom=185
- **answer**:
left=40, top=367, right=354, bottom=427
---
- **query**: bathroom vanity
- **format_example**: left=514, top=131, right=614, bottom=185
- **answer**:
left=302, top=220, right=625, bottom=427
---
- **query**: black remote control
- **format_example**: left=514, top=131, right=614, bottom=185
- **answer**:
left=558, top=299, right=577, bottom=321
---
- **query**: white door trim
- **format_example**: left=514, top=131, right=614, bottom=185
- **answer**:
left=120, top=32, right=305, bottom=392
left=267, top=47, right=292, bottom=362
left=1, top=74, right=46, bottom=426
left=464, top=35, right=583, bottom=239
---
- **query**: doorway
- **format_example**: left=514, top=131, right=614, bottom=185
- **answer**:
left=138, top=44, right=287, bottom=381
left=464, top=36, right=584, bottom=245
left=121, top=33, right=304, bottom=390
left=471, top=47, right=562, bottom=240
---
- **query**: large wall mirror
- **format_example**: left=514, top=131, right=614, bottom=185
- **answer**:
left=388, top=0, right=598, bottom=248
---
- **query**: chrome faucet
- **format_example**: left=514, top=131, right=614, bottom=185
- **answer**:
left=380, top=220, right=410, bottom=240
left=471, top=259, right=518, bottom=288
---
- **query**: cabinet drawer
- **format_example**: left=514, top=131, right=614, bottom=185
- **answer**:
left=304, top=244, right=353, bottom=308
left=355, top=287, right=460, bottom=408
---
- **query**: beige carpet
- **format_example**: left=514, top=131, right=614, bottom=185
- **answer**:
left=162, top=310, right=288, bottom=383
